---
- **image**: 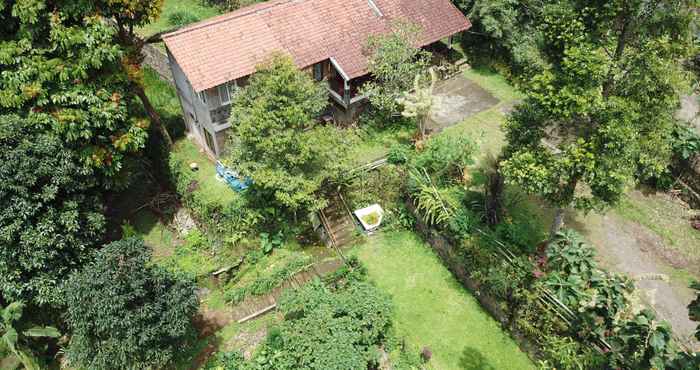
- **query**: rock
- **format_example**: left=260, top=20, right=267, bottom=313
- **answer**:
left=173, top=208, right=197, bottom=236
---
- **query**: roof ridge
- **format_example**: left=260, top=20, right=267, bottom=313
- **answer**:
left=162, top=0, right=297, bottom=39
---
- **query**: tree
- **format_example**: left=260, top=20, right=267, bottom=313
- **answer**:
left=227, top=54, right=352, bottom=213
left=64, top=238, right=198, bottom=370
left=361, top=21, right=431, bottom=117
left=500, top=0, right=695, bottom=238
left=91, top=0, right=174, bottom=148
left=0, top=0, right=150, bottom=178
left=0, top=115, right=105, bottom=307
left=457, top=0, right=545, bottom=76
left=397, top=68, right=438, bottom=141
left=1, top=302, right=60, bottom=370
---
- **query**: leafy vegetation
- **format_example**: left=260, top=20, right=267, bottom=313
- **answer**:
left=500, top=0, right=695, bottom=237
left=227, top=54, right=353, bottom=214
left=217, top=278, right=394, bottom=370
left=0, top=302, right=60, bottom=370
left=64, top=238, right=198, bottom=370
left=224, top=253, right=312, bottom=304
left=0, top=117, right=105, bottom=306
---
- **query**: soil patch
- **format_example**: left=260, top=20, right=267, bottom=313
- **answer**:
left=571, top=210, right=699, bottom=349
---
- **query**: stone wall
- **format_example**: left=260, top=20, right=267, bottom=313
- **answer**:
left=143, top=43, right=174, bottom=85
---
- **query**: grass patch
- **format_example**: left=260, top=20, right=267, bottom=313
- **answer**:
left=463, top=67, right=524, bottom=103
left=137, top=0, right=222, bottom=38
left=171, top=138, right=240, bottom=206
left=131, top=210, right=179, bottom=258
left=441, top=108, right=507, bottom=164
left=353, top=231, right=535, bottom=370
left=615, top=190, right=700, bottom=258
left=143, top=67, right=181, bottom=117
left=348, top=125, right=414, bottom=165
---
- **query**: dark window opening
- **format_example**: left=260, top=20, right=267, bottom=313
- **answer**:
left=313, top=63, right=324, bottom=81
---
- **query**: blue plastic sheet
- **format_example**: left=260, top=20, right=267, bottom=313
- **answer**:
left=215, top=161, right=251, bottom=191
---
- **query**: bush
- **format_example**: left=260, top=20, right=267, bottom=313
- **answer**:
left=168, top=9, right=200, bottom=27
left=411, top=133, right=477, bottom=183
left=64, top=238, right=198, bottom=370
left=245, top=280, right=393, bottom=369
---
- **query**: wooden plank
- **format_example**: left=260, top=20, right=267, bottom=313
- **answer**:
left=237, top=304, right=276, bottom=324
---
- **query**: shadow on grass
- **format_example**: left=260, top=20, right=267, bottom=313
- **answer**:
left=458, top=346, right=497, bottom=370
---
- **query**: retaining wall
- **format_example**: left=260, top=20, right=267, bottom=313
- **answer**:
left=143, top=43, right=174, bottom=85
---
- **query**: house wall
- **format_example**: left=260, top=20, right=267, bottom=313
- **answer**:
left=167, top=48, right=235, bottom=158
left=166, top=56, right=349, bottom=157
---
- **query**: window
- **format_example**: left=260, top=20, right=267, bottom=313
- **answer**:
left=217, top=84, right=230, bottom=105
left=313, top=63, right=324, bottom=81
left=217, top=81, right=238, bottom=106
left=198, top=91, right=207, bottom=104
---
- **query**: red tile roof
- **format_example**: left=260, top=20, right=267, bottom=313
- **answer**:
left=163, top=0, right=471, bottom=92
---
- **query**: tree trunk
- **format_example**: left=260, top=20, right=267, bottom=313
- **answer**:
left=114, top=22, right=173, bottom=149
left=549, top=207, right=565, bottom=241
left=135, top=84, right=173, bottom=148
left=485, top=168, right=505, bottom=226
left=602, top=11, right=630, bottom=97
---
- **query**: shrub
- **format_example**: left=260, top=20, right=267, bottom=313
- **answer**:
left=412, top=133, right=477, bottom=183
left=246, top=280, right=393, bottom=369
left=606, top=310, right=678, bottom=369
left=64, top=238, right=198, bottom=370
left=168, top=9, right=200, bottom=27
left=387, top=143, right=412, bottom=164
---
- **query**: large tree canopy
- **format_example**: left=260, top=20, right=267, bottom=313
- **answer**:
left=0, top=115, right=104, bottom=306
left=500, top=0, right=695, bottom=235
left=0, top=0, right=149, bottom=177
left=227, top=54, right=352, bottom=213
left=64, top=238, right=198, bottom=370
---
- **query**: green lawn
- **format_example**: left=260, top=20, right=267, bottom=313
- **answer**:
left=353, top=231, right=535, bottom=370
left=463, top=67, right=525, bottom=103
left=171, top=138, right=241, bottom=207
left=137, top=0, right=222, bottom=38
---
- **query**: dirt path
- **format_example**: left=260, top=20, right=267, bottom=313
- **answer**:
left=568, top=209, right=699, bottom=350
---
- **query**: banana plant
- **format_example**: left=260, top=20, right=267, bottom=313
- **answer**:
left=1, top=302, right=60, bottom=370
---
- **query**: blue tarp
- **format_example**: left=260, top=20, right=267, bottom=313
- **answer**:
left=216, top=161, right=251, bottom=191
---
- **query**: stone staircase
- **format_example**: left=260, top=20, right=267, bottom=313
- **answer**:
left=320, top=195, right=358, bottom=248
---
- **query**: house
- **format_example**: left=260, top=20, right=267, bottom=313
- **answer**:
left=162, top=0, right=471, bottom=158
